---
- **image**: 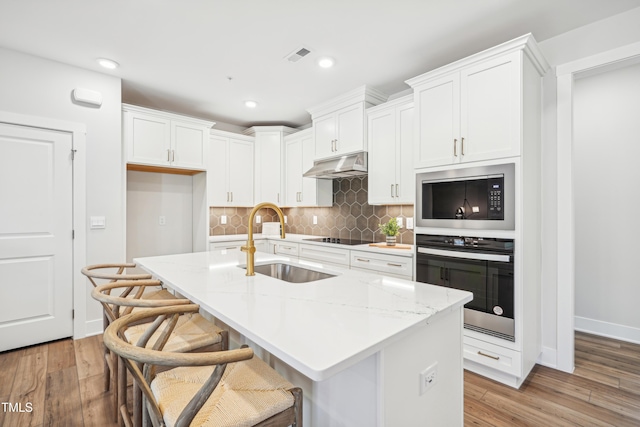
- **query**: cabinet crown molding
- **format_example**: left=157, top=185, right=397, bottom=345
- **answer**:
left=406, top=33, right=550, bottom=88
left=307, top=85, right=388, bottom=119
left=209, top=128, right=254, bottom=141
left=122, top=103, right=215, bottom=128
left=243, top=125, right=299, bottom=136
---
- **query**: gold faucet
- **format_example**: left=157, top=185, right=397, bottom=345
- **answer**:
left=242, top=202, right=286, bottom=276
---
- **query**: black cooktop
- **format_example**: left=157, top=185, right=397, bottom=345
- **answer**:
left=303, top=237, right=373, bottom=246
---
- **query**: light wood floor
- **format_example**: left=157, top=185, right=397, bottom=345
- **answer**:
left=1, top=331, right=638, bottom=426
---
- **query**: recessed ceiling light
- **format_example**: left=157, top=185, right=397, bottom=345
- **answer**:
left=318, top=57, right=335, bottom=68
left=97, top=58, right=119, bottom=70
left=245, top=100, right=258, bottom=108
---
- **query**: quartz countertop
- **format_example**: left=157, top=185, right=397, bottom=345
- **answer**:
left=135, top=250, right=471, bottom=381
left=209, top=233, right=414, bottom=257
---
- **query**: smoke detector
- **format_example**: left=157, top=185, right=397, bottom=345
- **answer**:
left=285, top=46, right=312, bottom=63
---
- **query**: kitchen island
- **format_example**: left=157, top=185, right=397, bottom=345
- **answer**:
left=136, top=250, right=472, bottom=426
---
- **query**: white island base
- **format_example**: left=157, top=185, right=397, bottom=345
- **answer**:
left=213, top=306, right=464, bottom=426
left=136, top=251, right=470, bottom=427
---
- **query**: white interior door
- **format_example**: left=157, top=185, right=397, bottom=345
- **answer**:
left=0, top=123, right=73, bottom=351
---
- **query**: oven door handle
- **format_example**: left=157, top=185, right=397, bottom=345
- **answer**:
left=417, top=247, right=511, bottom=263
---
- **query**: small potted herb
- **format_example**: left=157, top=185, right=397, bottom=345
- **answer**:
left=379, top=218, right=400, bottom=246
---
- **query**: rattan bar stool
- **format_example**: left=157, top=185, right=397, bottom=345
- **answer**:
left=82, top=263, right=170, bottom=421
left=92, top=281, right=228, bottom=427
left=103, top=304, right=302, bottom=427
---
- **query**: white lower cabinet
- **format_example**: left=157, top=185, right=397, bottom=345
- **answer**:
left=350, top=250, right=413, bottom=280
left=210, top=238, right=414, bottom=280
left=463, top=335, right=521, bottom=377
left=270, top=241, right=299, bottom=257
left=298, top=244, right=350, bottom=267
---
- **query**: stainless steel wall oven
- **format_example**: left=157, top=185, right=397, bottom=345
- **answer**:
left=416, top=234, right=515, bottom=341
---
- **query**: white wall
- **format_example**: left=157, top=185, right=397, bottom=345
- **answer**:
left=126, top=171, right=194, bottom=267
left=0, top=47, right=122, bottom=335
left=538, top=6, right=640, bottom=364
left=573, top=62, right=640, bottom=341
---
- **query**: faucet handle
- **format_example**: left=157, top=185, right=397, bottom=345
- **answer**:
left=241, top=244, right=256, bottom=254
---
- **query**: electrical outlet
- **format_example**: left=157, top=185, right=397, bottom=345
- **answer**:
left=419, top=362, right=438, bottom=395
left=396, top=217, right=403, bottom=228
left=256, top=215, right=261, bottom=224
left=158, top=216, right=166, bottom=226
left=406, top=217, right=414, bottom=230
left=221, top=215, right=227, bottom=225
left=313, top=215, right=318, bottom=225
left=284, top=215, right=288, bottom=224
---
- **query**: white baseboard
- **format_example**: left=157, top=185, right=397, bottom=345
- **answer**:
left=536, top=346, right=558, bottom=369
left=84, top=318, right=104, bottom=337
left=575, top=316, right=640, bottom=345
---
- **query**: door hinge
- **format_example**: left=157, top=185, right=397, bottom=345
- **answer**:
left=71, top=149, right=77, bottom=160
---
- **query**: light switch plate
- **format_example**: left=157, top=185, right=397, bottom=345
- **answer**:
left=313, top=215, right=318, bottom=225
left=221, top=215, right=227, bottom=225
left=406, top=217, right=414, bottom=230
left=256, top=215, right=261, bottom=224
left=90, top=216, right=106, bottom=229
left=396, top=217, right=403, bottom=228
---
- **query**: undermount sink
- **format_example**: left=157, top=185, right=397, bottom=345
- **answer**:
left=245, top=263, right=336, bottom=283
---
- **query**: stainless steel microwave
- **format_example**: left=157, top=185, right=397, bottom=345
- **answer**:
left=416, top=163, right=515, bottom=230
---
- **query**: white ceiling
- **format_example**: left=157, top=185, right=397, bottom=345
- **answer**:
left=1, top=0, right=639, bottom=128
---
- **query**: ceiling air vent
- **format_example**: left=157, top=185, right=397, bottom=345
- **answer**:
left=285, top=46, right=311, bottom=63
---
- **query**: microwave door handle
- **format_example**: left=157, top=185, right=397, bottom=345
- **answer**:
left=417, top=247, right=511, bottom=263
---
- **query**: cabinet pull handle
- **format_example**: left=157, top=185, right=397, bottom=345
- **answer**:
left=387, top=263, right=402, bottom=267
left=453, top=138, right=458, bottom=157
left=356, top=258, right=370, bottom=262
left=230, top=192, right=233, bottom=202
left=226, top=247, right=236, bottom=250
left=335, top=139, right=338, bottom=152
left=226, top=192, right=229, bottom=202
left=396, top=184, right=399, bottom=198
left=478, top=351, right=500, bottom=361
left=167, top=149, right=171, bottom=161
left=391, top=184, right=394, bottom=197
left=461, top=137, right=465, bottom=156
left=282, top=246, right=293, bottom=250
left=299, top=192, right=302, bottom=202
left=277, top=193, right=280, bottom=203
left=171, top=150, right=175, bottom=162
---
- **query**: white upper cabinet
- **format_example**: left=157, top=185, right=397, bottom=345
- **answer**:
left=247, top=126, right=296, bottom=205
left=407, top=35, right=548, bottom=169
left=208, top=131, right=254, bottom=207
left=284, top=129, right=332, bottom=207
left=367, top=95, right=414, bottom=205
left=123, top=104, right=213, bottom=170
left=307, top=85, right=387, bottom=161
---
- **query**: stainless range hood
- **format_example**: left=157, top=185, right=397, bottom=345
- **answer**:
left=303, top=151, right=367, bottom=179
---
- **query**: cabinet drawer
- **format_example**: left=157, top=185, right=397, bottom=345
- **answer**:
left=463, top=335, right=521, bottom=376
left=350, top=250, right=413, bottom=278
left=209, top=240, right=267, bottom=253
left=209, top=241, right=244, bottom=252
left=299, top=244, right=350, bottom=267
left=273, top=242, right=299, bottom=257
